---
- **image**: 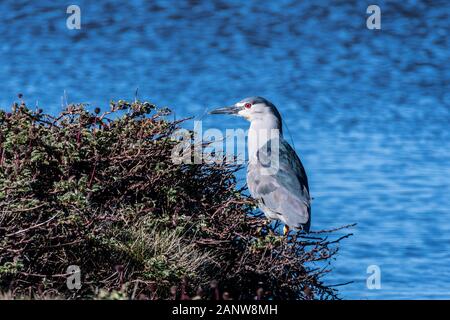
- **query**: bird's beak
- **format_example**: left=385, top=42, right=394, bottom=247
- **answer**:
left=209, top=105, right=240, bottom=115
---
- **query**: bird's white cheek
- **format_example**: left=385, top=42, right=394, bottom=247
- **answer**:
left=238, top=109, right=251, bottom=120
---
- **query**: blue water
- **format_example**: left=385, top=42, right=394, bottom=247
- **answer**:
left=1, top=0, right=449, bottom=299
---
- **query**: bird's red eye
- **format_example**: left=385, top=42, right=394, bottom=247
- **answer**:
left=244, top=103, right=252, bottom=109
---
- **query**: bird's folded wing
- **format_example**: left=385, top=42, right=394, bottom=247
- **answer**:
left=249, top=138, right=311, bottom=226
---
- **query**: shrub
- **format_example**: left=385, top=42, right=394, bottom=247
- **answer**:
left=0, top=99, right=352, bottom=300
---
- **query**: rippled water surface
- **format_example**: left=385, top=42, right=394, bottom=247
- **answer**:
left=0, top=0, right=449, bottom=299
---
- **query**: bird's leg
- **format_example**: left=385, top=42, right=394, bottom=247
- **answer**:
left=283, top=225, right=290, bottom=236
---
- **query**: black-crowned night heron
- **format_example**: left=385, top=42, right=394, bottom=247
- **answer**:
left=210, top=97, right=311, bottom=234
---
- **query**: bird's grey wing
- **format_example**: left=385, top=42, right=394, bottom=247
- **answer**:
left=248, top=138, right=311, bottom=230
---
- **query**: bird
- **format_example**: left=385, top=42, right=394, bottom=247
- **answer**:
left=210, top=97, right=311, bottom=234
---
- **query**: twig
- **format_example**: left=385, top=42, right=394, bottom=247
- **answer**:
left=6, top=214, right=58, bottom=237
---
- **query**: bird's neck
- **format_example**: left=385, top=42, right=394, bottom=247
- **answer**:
left=248, top=117, right=282, bottom=162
